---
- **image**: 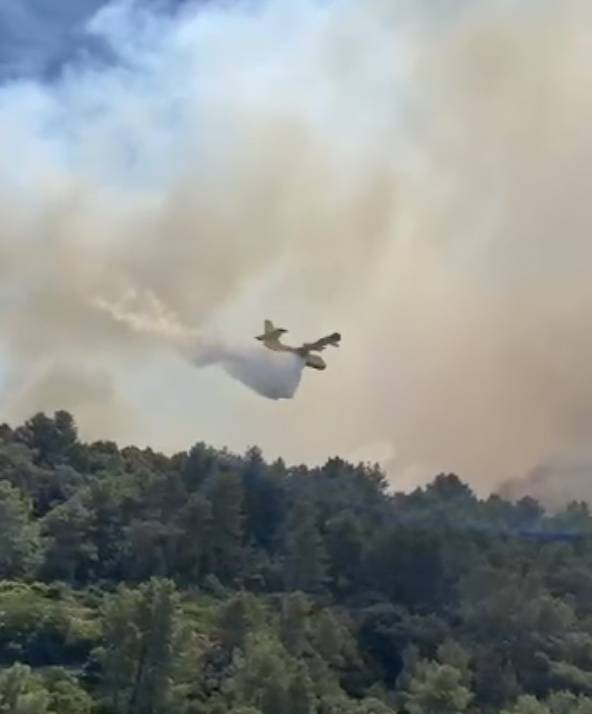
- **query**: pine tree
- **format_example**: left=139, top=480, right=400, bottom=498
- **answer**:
left=217, top=592, right=266, bottom=654
left=206, top=472, right=245, bottom=585
left=0, top=663, right=51, bottom=714
left=288, top=663, right=316, bottom=714
left=283, top=500, right=328, bottom=593
left=0, top=480, right=41, bottom=578
left=40, top=496, right=97, bottom=583
left=280, top=593, right=310, bottom=657
left=403, top=660, right=472, bottom=714
left=99, top=578, right=192, bottom=714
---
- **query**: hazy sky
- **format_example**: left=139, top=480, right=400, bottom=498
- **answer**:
left=2, top=0, right=592, bottom=504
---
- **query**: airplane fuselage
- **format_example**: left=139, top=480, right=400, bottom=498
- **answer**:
left=255, top=337, right=327, bottom=370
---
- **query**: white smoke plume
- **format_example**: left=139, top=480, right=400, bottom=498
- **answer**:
left=93, top=289, right=305, bottom=400
left=1, top=0, right=592, bottom=504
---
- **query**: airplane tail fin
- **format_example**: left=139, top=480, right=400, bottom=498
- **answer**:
left=256, top=319, right=287, bottom=341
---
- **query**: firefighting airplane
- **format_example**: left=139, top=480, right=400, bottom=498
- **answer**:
left=255, top=320, right=341, bottom=371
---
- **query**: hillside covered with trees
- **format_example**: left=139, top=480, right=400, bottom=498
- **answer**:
left=1, top=411, right=592, bottom=713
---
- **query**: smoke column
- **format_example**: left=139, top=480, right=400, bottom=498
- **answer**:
left=1, top=0, right=592, bottom=504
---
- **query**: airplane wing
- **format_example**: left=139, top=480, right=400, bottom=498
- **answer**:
left=301, top=332, right=341, bottom=352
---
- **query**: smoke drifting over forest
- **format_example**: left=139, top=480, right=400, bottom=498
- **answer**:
left=1, top=0, right=592, bottom=504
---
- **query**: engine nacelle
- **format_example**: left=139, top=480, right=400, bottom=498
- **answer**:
left=305, top=354, right=326, bottom=370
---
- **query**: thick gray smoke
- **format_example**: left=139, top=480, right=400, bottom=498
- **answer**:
left=499, top=454, right=592, bottom=511
left=2, top=0, right=592, bottom=504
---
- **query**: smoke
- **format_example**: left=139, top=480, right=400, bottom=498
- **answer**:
left=3, top=360, right=133, bottom=439
left=1, top=0, right=592, bottom=504
left=498, top=454, right=592, bottom=511
left=94, top=288, right=305, bottom=399
left=0, top=0, right=397, bottom=441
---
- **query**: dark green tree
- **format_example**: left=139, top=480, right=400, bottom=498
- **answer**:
left=0, top=663, right=50, bottom=714
left=206, top=472, right=245, bottom=585
left=0, top=480, right=41, bottom=578
left=283, top=500, right=327, bottom=593
left=403, top=660, right=472, bottom=714
left=279, top=592, right=310, bottom=657
left=217, top=592, right=266, bottom=654
left=15, top=411, right=79, bottom=469
left=99, top=578, right=193, bottom=714
left=40, top=497, right=97, bottom=583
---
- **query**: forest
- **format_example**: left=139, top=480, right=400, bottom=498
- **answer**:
left=0, top=411, right=592, bottom=713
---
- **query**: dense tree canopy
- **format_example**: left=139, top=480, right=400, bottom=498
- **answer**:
left=0, top=411, right=591, bottom=713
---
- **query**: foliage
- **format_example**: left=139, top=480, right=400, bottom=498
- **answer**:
left=1, top=411, right=592, bottom=712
